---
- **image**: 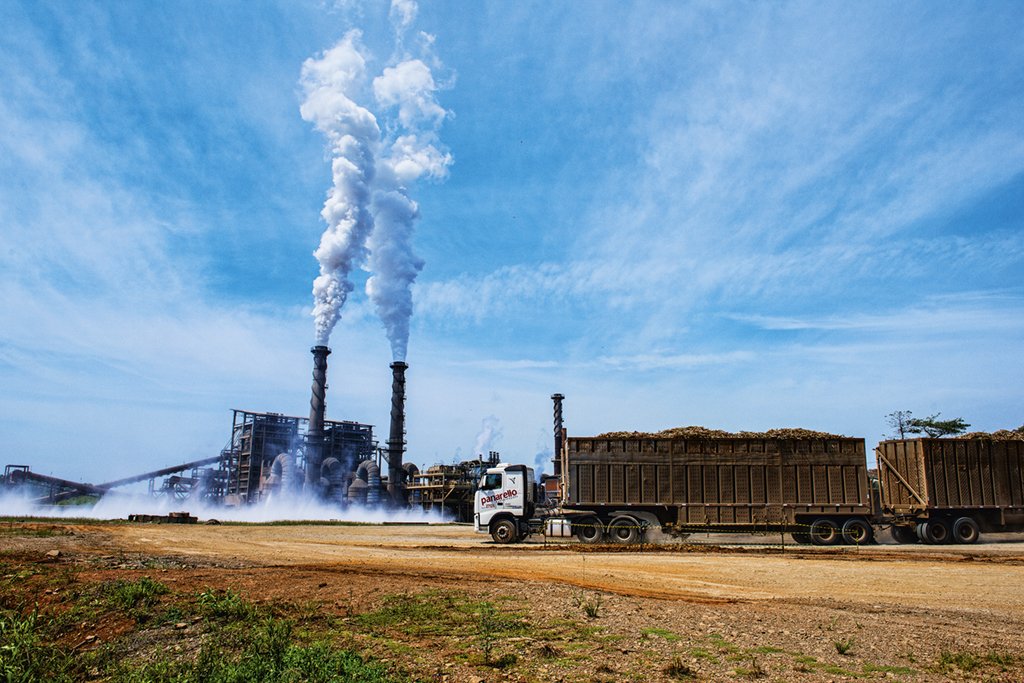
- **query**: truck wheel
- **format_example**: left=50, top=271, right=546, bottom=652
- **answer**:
left=890, top=526, right=919, bottom=544
left=952, top=517, right=980, bottom=544
left=791, top=532, right=812, bottom=544
left=490, top=519, right=518, bottom=544
left=841, top=519, right=874, bottom=545
left=917, top=519, right=950, bottom=545
left=574, top=517, right=604, bottom=544
left=608, top=516, right=640, bottom=544
left=809, top=518, right=840, bottom=546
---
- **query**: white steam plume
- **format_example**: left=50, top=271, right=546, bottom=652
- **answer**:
left=300, top=31, right=380, bottom=345
left=473, top=415, right=503, bottom=457
left=367, top=51, right=451, bottom=360
left=301, top=6, right=451, bottom=357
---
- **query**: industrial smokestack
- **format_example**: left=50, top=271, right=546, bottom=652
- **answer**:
left=306, top=345, right=331, bottom=487
left=551, top=393, right=565, bottom=477
left=387, top=361, right=408, bottom=505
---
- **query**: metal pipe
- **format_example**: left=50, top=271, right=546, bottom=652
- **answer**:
left=387, top=361, right=408, bottom=505
left=306, top=345, right=331, bottom=487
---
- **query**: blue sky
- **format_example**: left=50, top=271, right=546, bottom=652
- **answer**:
left=1, top=1, right=1022, bottom=483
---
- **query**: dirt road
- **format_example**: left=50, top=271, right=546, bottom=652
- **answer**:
left=95, top=523, right=1024, bottom=613
left=8, top=520, right=1024, bottom=681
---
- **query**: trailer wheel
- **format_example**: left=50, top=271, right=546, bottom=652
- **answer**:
left=841, top=519, right=874, bottom=545
left=791, top=532, right=812, bottom=545
left=890, top=526, right=919, bottom=544
left=490, top=519, right=518, bottom=544
left=608, top=516, right=640, bottom=544
left=575, top=517, right=604, bottom=544
left=917, top=519, right=950, bottom=545
left=952, top=517, right=980, bottom=544
left=809, top=518, right=840, bottom=546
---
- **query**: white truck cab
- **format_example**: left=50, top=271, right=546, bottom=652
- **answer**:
left=473, top=463, right=535, bottom=543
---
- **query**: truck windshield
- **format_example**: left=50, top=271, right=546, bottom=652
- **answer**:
left=479, top=473, right=502, bottom=491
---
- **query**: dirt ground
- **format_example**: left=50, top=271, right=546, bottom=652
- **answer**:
left=5, top=520, right=1024, bottom=682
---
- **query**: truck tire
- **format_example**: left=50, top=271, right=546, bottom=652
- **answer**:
left=917, top=519, right=950, bottom=545
left=791, top=532, right=813, bottom=544
left=809, top=518, right=840, bottom=546
left=608, top=516, right=640, bottom=544
left=574, top=517, right=604, bottom=544
left=841, top=518, right=874, bottom=545
left=952, top=517, right=980, bottom=544
left=490, top=519, right=518, bottom=544
left=890, top=525, right=919, bottom=544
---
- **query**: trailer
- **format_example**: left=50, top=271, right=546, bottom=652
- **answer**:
left=876, top=438, right=1024, bottom=544
left=475, top=430, right=875, bottom=546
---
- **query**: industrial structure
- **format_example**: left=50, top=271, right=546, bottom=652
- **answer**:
left=2, top=345, right=488, bottom=520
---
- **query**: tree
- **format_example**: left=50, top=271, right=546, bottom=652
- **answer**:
left=906, top=413, right=970, bottom=438
left=885, top=410, right=915, bottom=440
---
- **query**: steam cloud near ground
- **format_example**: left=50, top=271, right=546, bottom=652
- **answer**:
left=0, top=489, right=446, bottom=524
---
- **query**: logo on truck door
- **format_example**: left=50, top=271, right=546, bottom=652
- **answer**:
left=479, top=488, right=518, bottom=507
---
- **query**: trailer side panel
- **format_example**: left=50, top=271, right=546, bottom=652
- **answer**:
left=565, top=436, right=870, bottom=528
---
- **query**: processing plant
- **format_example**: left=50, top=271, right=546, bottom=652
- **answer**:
left=3, top=345, right=491, bottom=520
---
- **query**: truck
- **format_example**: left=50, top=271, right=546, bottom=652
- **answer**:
left=877, top=437, right=1024, bottom=544
left=473, top=395, right=1024, bottom=546
left=474, top=395, right=875, bottom=545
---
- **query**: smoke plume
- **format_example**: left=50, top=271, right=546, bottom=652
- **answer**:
left=473, top=415, right=503, bottom=457
left=302, top=1, right=451, bottom=359
left=367, top=11, right=452, bottom=361
left=300, top=31, right=381, bottom=345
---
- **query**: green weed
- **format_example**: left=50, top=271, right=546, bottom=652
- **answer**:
left=834, top=637, right=855, bottom=656
left=936, top=650, right=982, bottom=672
left=112, top=617, right=403, bottom=682
left=641, top=627, right=679, bottom=641
left=664, top=656, right=696, bottom=679
left=573, top=591, right=603, bottom=619
left=0, top=609, right=77, bottom=683
left=100, top=576, right=169, bottom=611
left=197, top=587, right=258, bottom=621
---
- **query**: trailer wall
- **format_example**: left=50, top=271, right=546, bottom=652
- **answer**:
left=563, top=436, right=870, bottom=526
left=876, top=439, right=1024, bottom=514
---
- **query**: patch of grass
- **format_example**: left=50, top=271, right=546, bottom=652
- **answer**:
left=358, top=590, right=522, bottom=640
left=0, top=608, right=80, bottom=682
left=733, top=655, right=766, bottom=678
left=537, top=643, right=561, bottom=659
left=689, top=647, right=719, bottom=663
left=0, top=526, right=66, bottom=538
left=573, top=591, right=603, bottom=619
left=100, top=576, right=169, bottom=611
left=936, top=650, right=982, bottom=673
left=862, top=662, right=915, bottom=675
left=197, top=587, right=258, bottom=621
left=664, top=656, right=696, bottom=679
left=985, top=651, right=1018, bottom=669
left=834, top=637, right=855, bottom=656
left=112, top=617, right=404, bottom=683
left=641, top=627, right=679, bottom=641
left=819, top=663, right=860, bottom=677
left=705, top=633, right=740, bottom=653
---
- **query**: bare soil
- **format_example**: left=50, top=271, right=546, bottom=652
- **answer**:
left=4, top=520, right=1024, bottom=682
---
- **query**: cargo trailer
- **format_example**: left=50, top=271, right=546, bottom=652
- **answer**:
left=475, top=422, right=875, bottom=546
left=876, top=438, right=1024, bottom=544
